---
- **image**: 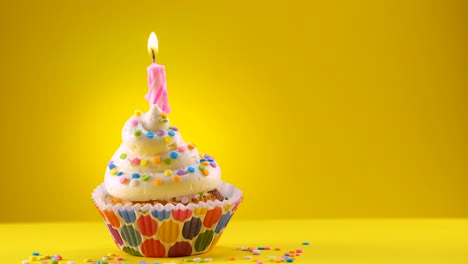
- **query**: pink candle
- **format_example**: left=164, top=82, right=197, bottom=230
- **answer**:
left=145, top=32, right=171, bottom=113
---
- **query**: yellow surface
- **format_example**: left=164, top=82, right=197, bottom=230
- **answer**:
left=2, top=219, right=468, bottom=263
left=1, top=0, right=467, bottom=222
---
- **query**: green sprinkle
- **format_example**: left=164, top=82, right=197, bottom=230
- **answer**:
left=160, top=117, right=168, bottom=123
left=164, top=158, right=171, bottom=165
left=120, top=153, right=127, bottom=159
left=134, top=129, right=142, bottom=136
left=141, top=175, right=150, bottom=182
left=199, top=164, right=206, bottom=170
left=199, top=192, right=205, bottom=199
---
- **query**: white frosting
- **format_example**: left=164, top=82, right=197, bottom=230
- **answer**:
left=104, top=106, right=221, bottom=201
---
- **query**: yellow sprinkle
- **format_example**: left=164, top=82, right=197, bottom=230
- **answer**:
left=110, top=168, right=118, bottom=175
left=165, top=170, right=173, bottom=176
left=152, top=156, right=161, bottom=164
left=140, top=159, right=148, bottom=166
left=202, top=169, right=210, bottom=176
left=153, top=178, right=163, bottom=186
left=172, top=175, right=181, bottom=183
left=160, top=111, right=168, bottom=118
left=164, top=136, right=172, bottom=144
left=134, top=110, right=142, bottom=116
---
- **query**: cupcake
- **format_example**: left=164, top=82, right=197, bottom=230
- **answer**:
left=92, top=33, right=242, bottom=258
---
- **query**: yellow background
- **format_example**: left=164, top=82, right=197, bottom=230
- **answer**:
left=0, top=0, right=466, bottom=222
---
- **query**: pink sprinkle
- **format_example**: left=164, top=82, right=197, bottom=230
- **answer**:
left=132, top=158, right=141, bottom=165
left=256, top=261, right=263, bottom=264
left=296, top=249, right=303, bottom=253
left=115, top=257, right=123, bottom=260
left=131, top=119, right=139, bottom=126
left=297, top=253, right=301, bottom=256
left=253, top=249, right=260, bottom=255
left=119, top=177, right=127, bottom=184
left=178, top=146, right=186, bottom=152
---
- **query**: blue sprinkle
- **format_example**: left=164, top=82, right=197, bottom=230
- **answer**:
left=32, top=252, right=40, bottom=256
left=170, top=152, right=179, bottom=159
left=109, top=164, right=116, bottom=170
left=132, top=173, right=140, bottom=179
left=153, top=262, right=160, bottom=264
left=187, top=166, right=195, bottom=173
left=207, top=159, right=214, bottom=162
left=286, top=257, right=294, bottom=262
left=168, top=130, right=176, bottom=137
left=116, top=171, right=123, bottom=176
left=302, top=241, right=310, bottom=245
left=200, top=158, right=207, bottom=162
left=146, top=131, right=155, bottom=138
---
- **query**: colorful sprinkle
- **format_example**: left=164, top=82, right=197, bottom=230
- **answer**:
left=172, top=175, right=181, bottom=183
left=168, top=130, right=176, bottom=137
left=164, top=136, right=172, bottom=144
left=32, top=252, right=40, bottom=256
left=187, top=166, right=195, bottom=173
left=302, top=242, right=310, bottom=245
left=146, top=131, right=155, bottom=138
left=153, top=178, right=163, bottom=186
left=296, top=249, right=303, bottom=253
left=153, top=156, right=161, bottom=164
left=164, top=158, right=171, bottom=165
left=170, top=126, right=178, bottom=131
left=202, top=169, right=210, bottom=176
left=110, top=168, right=118, bottom=175
left=157, top=130, right=165, bottom=136
left=119, top=177, right=127, bottom=184
left=142, top=175, right=151, bottom=182
left=210, top=162, right=217, bottom=168
left=132, top=173, right=140, bottom=179
left=160, top=111, right=168, bottom=118
left=109, top=164, right=116, bottom=170
left=178, top=146, right=186, bottom=152
left=204, top=154, right=213, bottom=159
left=132, top=158, right=141, bottom=165
left=140, top=159, right=149, bottom=166
left=116, top=171, right=123, bottom=176
left=199, top=164, right=206, bottom=170
left=187, top=143, right=195, bottom=150
left=228, top=256, right=236, bottom=260
left=253, top=250, right=260, bottom=255
left=177, top=169, right=185, bottom=176
left=120, top=153, right=127, bottom=159
left=134, top=129, right=142, bottom=136
left=160, top=118, right=168, bottom=123
left=165, top=170, right=173, bottom=176
left=170, top=152, right=179, bottom=159
left=134, top=110, right=142, bottom=116
left=131, top=119, right=139, bottom=126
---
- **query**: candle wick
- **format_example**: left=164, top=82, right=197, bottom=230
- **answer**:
left=152, top=49, right=156, bottom=63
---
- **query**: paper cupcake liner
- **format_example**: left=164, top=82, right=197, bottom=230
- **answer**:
left=92, top=181, right=243, bottom=257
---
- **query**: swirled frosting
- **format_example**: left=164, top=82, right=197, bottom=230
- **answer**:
left=104, top=106, right=221, bottom=201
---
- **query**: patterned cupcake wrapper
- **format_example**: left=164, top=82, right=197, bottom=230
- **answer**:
left=92, top=181, right=243, bottom=257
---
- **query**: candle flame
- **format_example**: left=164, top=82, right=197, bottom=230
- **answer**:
left=147, top=32, right=159, bottom=62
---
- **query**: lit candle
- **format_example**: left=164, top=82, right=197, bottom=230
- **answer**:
left=145, top=32, right=171, bottom=113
